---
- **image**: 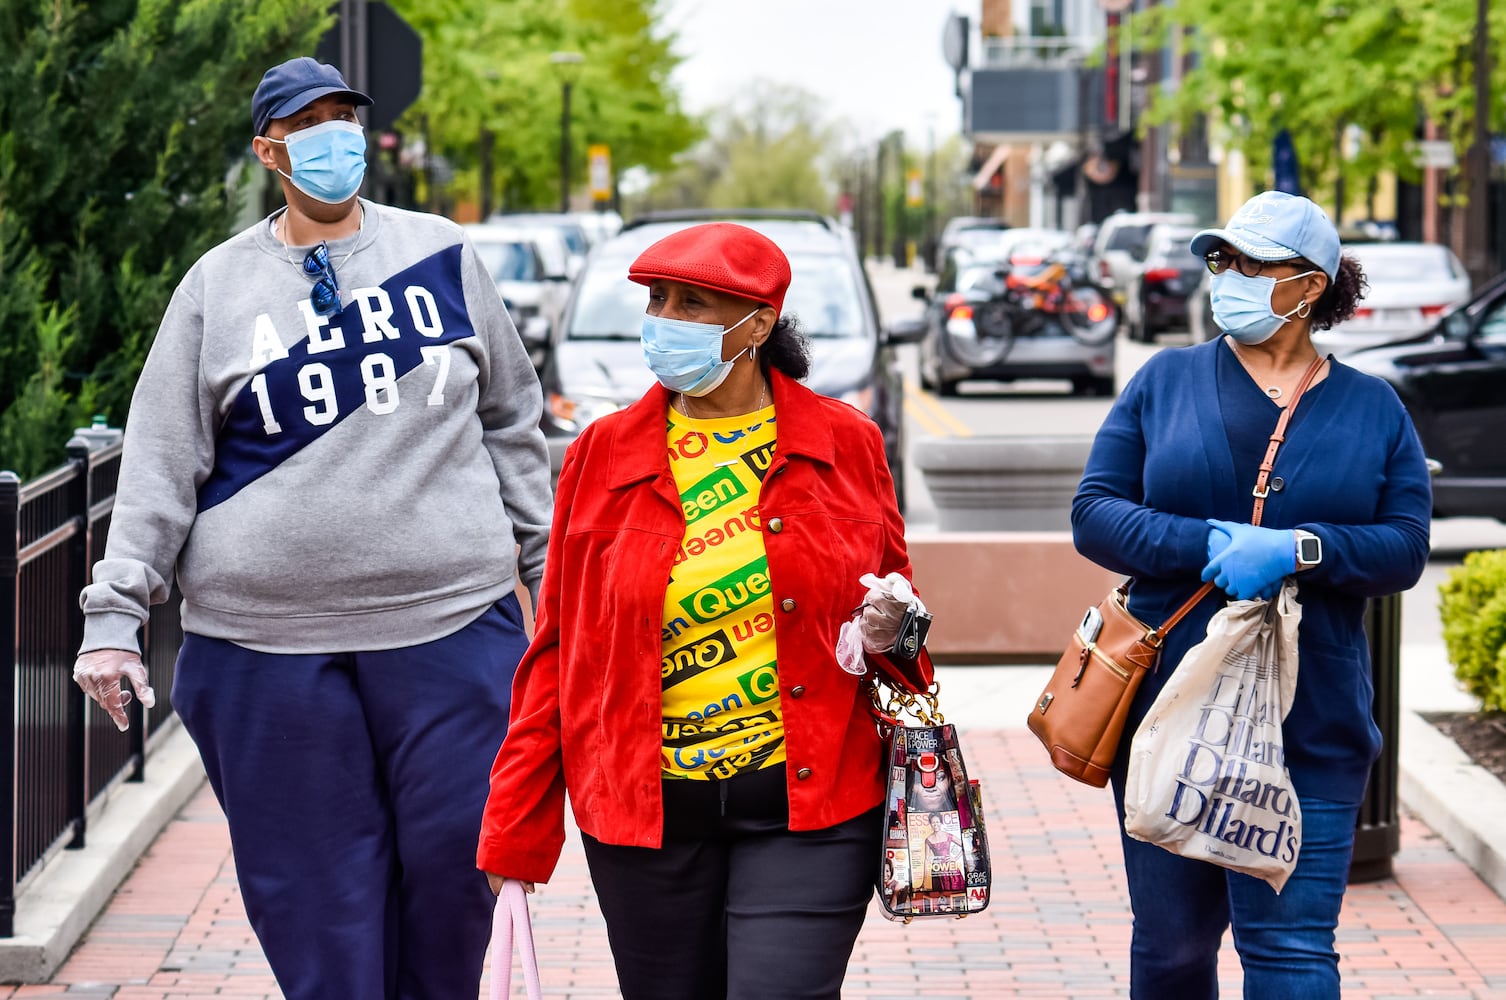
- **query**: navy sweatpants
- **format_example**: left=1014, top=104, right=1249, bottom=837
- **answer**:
left=173, top=596, right=528, bottom=1000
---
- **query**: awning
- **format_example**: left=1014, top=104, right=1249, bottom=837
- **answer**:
left=971, top=144, right=1011, bottom=191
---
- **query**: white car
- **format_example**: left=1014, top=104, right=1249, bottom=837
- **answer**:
left=1312, top=242, right=1471, bottom=355
left=463, top=223, right=570, bottom=371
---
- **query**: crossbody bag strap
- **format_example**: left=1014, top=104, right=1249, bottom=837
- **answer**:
left=1250, top=354, right=1325, bottom=526
left=1148, top=353, right=1327, bottom=644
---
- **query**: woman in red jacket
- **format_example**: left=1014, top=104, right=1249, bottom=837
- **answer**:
left=477, top=223, right=933, bottom=1000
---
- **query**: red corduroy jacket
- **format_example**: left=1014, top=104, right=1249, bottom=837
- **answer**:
left=476, top=370, right=934, bottom=882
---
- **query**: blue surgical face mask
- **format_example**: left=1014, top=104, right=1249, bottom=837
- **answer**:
left=642, top=309, right=760, bottom=396
left=1210, top=268, right=1319, bottom=345
left=266, top=119, right=367, bottom=204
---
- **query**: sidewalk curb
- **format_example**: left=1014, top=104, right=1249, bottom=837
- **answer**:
left=0, top=724, right=206, bottom=983
left=1398, top=709, right=1506, bottom=900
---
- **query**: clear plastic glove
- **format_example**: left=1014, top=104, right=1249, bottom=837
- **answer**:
left=1200, top=520, right=1296, bottom=601
left=857, top=572, right=928, bottom=655
left=72, top=649, right=156, bottom=732
left=835, top=616, right=867, bottom=675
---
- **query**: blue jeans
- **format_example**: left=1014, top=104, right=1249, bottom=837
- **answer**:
left=1113, top=784, right=1360, bottom=1000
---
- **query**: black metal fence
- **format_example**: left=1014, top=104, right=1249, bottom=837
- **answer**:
left=0, top=434, right=182, bottom=938
left=1351, top=592, right=1404, bottom=882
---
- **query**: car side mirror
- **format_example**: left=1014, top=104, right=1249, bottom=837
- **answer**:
left=1444, top=311, right=1471, bottom=339
left=912, top=285, right=930, bottom=302
left=1130, top=243, right=1148, bottom=262
left=882, top=316, right=929, bottom=345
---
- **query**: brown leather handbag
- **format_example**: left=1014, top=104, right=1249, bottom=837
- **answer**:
left=1027, top=354, right=1325, bottom=787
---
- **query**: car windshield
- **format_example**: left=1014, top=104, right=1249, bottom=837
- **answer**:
left=957, top=265, right=1005, bottom=293
left=1106, top=224, right=1153, bottom=252
left=473, top=241, right=537, bottom=282
left=1152, top=230, right=1202, bottom=264
left=1349, top=245, right=1461, bottom=283
left=569, top=252, right=865, bottom=340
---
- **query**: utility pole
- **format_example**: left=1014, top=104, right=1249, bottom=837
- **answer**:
left=892, top=131, right=908, bottom=267
left=479, top=127, right=494, bottom=219
left=856, top=164, right=869, bottom=262
left=338, top=0, right=369, bottom=111
left=924, top=121, right=937, bottom=272
left=1464, top=0, right=1492, bottom=286
left=550, top=52, right=584, bottom=215
left=875, top=139, right=887, bottom=266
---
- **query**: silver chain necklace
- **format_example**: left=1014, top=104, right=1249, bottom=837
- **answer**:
left=277, top=207, right=364, bottom=271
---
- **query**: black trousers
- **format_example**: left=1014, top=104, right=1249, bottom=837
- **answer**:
left=581, top=764, right=881, bottom=1000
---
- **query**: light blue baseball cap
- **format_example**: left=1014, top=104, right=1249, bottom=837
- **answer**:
left=1190, top=191, right=1341, bottom=279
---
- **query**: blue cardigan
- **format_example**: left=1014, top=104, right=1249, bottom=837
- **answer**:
left=1072, top=339, right=1432, bottom=805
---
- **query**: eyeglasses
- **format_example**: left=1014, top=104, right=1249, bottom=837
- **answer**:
left=1203, top=250, right=1271, bottom=278
left=302, top=241, right=342, bottom=315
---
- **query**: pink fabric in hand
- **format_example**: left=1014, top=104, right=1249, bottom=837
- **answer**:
left=490, top=878, right=542, bottom=1000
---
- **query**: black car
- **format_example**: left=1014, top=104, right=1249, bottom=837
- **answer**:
left=538, top=209, right=925, bottom=507
left=1346, top=271, right=1506, bottom=520
left=1123, top=224, right=1204, bottom=342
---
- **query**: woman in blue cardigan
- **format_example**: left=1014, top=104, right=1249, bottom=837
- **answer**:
left=1072, top=192, right=1432, bottom=999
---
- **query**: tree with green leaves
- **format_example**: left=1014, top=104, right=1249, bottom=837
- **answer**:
left=0, top=0, right=329, bottom=479
left=1134, top=0, right=1506, bottom=203
left=634, top=82, right=840, bottom=214
left=393, top=0, right=700, bottom=212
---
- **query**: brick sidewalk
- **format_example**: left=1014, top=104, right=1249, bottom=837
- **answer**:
left=6, top=729, right=1506, bottom=999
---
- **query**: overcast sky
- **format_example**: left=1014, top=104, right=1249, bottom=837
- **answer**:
left=663, top=0, right=966, bottom=148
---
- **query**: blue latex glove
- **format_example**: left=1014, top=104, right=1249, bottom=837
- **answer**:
left=1200, top=519, right=1296, bottom=601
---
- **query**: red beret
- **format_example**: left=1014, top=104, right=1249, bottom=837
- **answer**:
left=628, top=223, right=792, bottom=315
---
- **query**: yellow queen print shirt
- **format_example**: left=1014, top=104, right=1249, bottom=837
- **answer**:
left=661, top=401, right=785, bottom=780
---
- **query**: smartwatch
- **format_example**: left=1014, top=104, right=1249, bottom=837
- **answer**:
left=1295, top=530, right=1322, bottom=570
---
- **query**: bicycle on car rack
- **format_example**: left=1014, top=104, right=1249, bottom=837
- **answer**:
left=941, top=249, right=1119, bottom=369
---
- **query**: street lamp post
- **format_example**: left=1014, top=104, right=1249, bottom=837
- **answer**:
left=550, top=51, right=584, bottom=214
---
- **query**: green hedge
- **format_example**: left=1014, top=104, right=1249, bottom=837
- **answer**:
left=1439, top=549, right=1506, bottom=712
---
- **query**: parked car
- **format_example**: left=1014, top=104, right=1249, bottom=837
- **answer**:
left=462, top=223, right=564, bottom=373
left=571, top=209, right=624, bottom=247
left=1089, top=211, right=1197, bottom=305
left=1187, top=265, right=1218, bottom=343
left=933, top=215, right=1010, bottom=271
left=1123, top=224, right=1204, bottom=342
left=915, top=238, right=1117, bottom=397
left=1311, top=242, right=1471, bottom=356
left=490, top=212, right=591, bottom=277
left=1346, top=270, right=1506, bottom=520
left=540, top=209, right=925, bottom=506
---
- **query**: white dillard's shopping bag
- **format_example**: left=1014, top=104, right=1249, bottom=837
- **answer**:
left=1123, top=580, right=1302, bottom=892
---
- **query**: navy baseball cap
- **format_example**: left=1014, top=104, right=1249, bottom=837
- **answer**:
left=252, top=57, right=372, bottom=136
left=1190, top=192, right=1342, bottom=279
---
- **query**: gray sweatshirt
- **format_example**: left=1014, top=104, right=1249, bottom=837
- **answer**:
left=79, top=200, right=552, bottom=654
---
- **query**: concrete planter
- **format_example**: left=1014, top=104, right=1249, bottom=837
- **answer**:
left=913, top=435, right=1094, bottom=532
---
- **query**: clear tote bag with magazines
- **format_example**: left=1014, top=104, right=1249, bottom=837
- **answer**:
left=872, top=684, right=992, bottom=921
left=1122, top=579, right=1303, bottom=891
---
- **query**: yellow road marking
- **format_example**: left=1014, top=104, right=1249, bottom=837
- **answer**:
left=903, top=396, right=948, bottom=436
left=904, top=378, right=974, bottom=437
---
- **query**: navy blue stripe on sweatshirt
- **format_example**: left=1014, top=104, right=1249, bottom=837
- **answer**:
left=199, top=244, right=473, bottom=511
